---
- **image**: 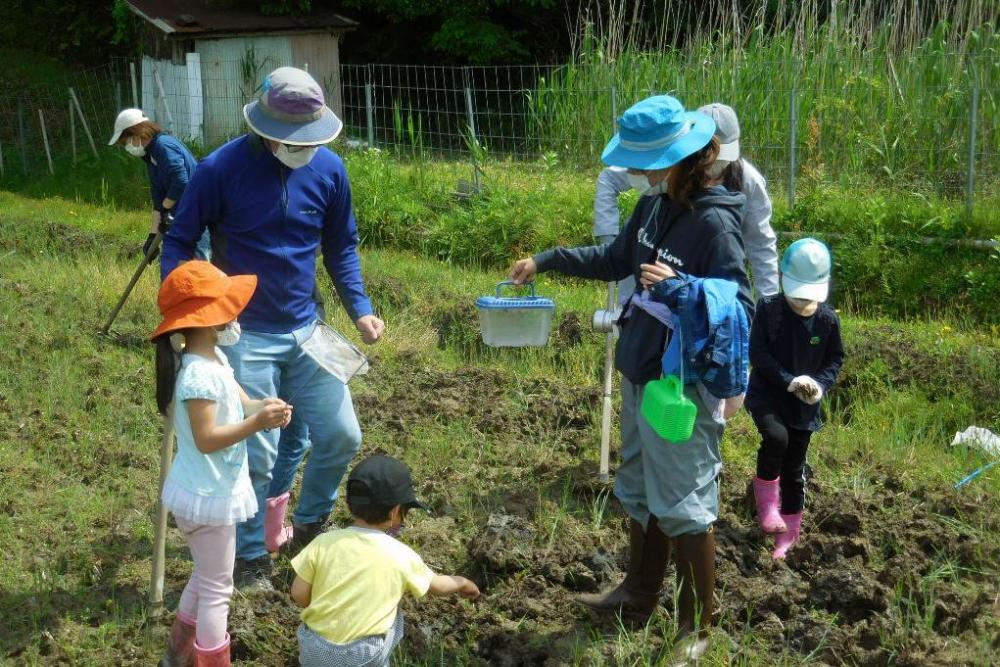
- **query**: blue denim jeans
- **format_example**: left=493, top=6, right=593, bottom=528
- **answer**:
left=223, top=321, right=362, bottom=562
left=195, top=229, right=211, bottom=261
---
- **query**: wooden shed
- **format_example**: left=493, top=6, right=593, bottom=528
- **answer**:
left=124, top=0, right=356, bottom=145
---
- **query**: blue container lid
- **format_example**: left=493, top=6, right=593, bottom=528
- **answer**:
left=476, top=281, right=555, bottom=310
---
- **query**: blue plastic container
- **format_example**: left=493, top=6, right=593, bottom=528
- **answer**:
left=475, top=281, right=556, bottom=347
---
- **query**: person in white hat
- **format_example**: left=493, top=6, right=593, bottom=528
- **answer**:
left=592, top=102, right=779, bottom=298
left=161, top=67, right=384, bottom=592
left=107, top=108, right=209, bottom=260
left=744, top=238, right=845, bottom=559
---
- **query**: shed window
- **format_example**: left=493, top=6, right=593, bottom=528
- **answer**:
left=171, top=40, right=196, bottom=66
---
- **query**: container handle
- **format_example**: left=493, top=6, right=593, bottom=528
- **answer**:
left=496, top=280, right=537, bottom=298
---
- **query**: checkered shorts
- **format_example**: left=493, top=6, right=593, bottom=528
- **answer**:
left=298, top=611, right=405, bottom=667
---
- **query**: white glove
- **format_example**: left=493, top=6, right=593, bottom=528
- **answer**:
left=793, top=376, right=823, bottom=405
left=787, top=376, right=810, bottom=394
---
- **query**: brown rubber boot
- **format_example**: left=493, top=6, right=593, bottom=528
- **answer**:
left=159, top=614, right=196, bottom=667
left=577, top=517, right=671, bottom=620
left=670, top=530, right=716, bottom=665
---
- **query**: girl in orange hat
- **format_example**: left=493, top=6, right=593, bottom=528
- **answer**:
left=152, top=261, right=292, bottom=667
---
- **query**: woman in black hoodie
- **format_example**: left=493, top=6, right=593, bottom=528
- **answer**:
left=510, top=95, right=751, bottom=662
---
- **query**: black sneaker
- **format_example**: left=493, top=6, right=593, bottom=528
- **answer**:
left=289, top=520, right=328, bottom=556
left=234, top=556, right=274, bottom=592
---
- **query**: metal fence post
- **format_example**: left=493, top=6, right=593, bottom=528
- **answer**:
left=114, top=79, right=122, bottom=112
left=70, top=97, right=77, bottom=163
left=38, top=109, right=54, bottom=176
left=69, top=88, right=98, bottom=159
left=610, top=83, right=618, bottom=132
left=788, top=82, right=798, bottom=209
left=966, top=86, right=979, bottom=223
left=153, top=66, right=173, bottom=132
left=130, top=61, right=139, bottom=109
left=464, top=86, right=478, bottom=140
left=17, top=101, right=27, bottom=175
left=365, top=83, right=375, bottom=148
left=464, top=83, right=480, bottom=189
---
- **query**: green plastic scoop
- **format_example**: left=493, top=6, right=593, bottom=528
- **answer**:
left=641, top=374, right=697, bottom=443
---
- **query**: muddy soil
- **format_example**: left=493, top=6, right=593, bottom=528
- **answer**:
left=353, top=352, right=600, bottom=454
left=218, top=359, right=999, bottom=665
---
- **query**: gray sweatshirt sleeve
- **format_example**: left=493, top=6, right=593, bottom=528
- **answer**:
left=592, top=166, right=632, bottom=238
left=740, top=160, right=780, bottom=297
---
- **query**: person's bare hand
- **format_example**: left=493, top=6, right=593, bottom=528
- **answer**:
left=255, top=398, right=290, bottom=431
left=509, top=258, right=537, bottom=285
left=355, top=315, right=385, bottom=344
left=639, top=261, right=676, bottom=288
left=459, top=578, right=481, bottom=599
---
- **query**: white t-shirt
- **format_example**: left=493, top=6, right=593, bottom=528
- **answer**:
left=161, top=350, right=257, bottom=525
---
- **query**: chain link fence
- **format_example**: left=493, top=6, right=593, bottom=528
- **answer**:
left=0, top=57, right=996, bottom=216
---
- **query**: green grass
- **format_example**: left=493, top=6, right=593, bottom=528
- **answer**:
left=2, top=189, right=999, bottom=665
left=4, top=147, right=1000, bottom=326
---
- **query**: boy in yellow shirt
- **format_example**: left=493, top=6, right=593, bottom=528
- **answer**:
left=290, top=454, right=480, bottom=666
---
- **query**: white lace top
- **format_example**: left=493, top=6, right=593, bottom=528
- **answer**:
left=162, top=350, right=258, bottom=526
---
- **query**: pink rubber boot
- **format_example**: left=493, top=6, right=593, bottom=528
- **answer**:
left=194, top=634, right=230, bottom=667
left=772, top=512, right=802, bottom=559
left=752, top=477, right=787, bottom=534
left=264, top=492, right=294, bottom=553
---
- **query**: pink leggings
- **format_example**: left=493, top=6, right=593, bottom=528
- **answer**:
left=174, top=517, right=236, bottom=649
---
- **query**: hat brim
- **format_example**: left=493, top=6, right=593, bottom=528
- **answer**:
left=717, top=140, right=740, bottom=161
left=601, top=111, right=716, bottom=170
left=243, top=101, right=343, bottom=146
left=150, top=274, right=258, bottom=340
left=782, top=274, right=829, bottom=302
left=108, top=114, right=151, bottom=145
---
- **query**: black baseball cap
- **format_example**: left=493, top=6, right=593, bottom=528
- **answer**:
left=346, top=454, right=427, bottom=510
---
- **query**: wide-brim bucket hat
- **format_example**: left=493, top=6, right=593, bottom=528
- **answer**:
left=602, top=95, right=716, bottom=170
left=243, top=66, right=343, bottom=146
left=151, top=261, right=258, bottom=340
left=781, top=238, right=831, bottom=302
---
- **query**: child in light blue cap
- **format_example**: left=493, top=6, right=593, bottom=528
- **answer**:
left=745, top=238, right=845, bottom=559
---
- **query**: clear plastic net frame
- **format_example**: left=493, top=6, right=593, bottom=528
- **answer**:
left=300, top=321, right=370, bottom=385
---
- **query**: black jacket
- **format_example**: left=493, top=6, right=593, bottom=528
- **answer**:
left=534, top=186, right=752, bottom=385
left=745, top=294, right=845, bottom=431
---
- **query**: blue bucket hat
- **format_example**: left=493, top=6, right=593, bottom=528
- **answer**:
left=243, top=67, right=343, bottom=146
left=602, top=95, right=716, bottom=170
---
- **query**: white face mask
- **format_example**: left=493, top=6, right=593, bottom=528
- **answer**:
left=707, top=159, right=732, bottom=179
left=626, top=171, right=668, bottom=196
left=124, top=139, right=146, bottom=157
left=216, top=321, right=241, bottom=347
left=626, top=172, right=651, bottom=193
left=273, top=143, right=320, bottom=169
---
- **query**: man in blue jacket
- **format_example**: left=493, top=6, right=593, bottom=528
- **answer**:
left=162, top=67, right=384, bottom=589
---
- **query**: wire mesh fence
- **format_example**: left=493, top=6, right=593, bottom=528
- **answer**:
left=0, top=62, right=124, bottom=178
left=0, top=56, right=996, bottom=215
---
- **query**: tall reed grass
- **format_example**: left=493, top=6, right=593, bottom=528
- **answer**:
left=531, top=0, right=998, bottom=191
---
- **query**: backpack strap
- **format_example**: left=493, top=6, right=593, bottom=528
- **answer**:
left=764, top=294, right=784, bottom=345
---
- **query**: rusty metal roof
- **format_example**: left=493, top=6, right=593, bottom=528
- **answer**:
left=125, top=0, right=357, bottom=36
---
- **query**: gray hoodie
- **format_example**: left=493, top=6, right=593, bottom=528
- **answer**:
left=536, top=185, right=752, bottom=385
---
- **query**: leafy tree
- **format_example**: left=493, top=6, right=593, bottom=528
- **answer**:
left=338, top=0, right=566, bottom=64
